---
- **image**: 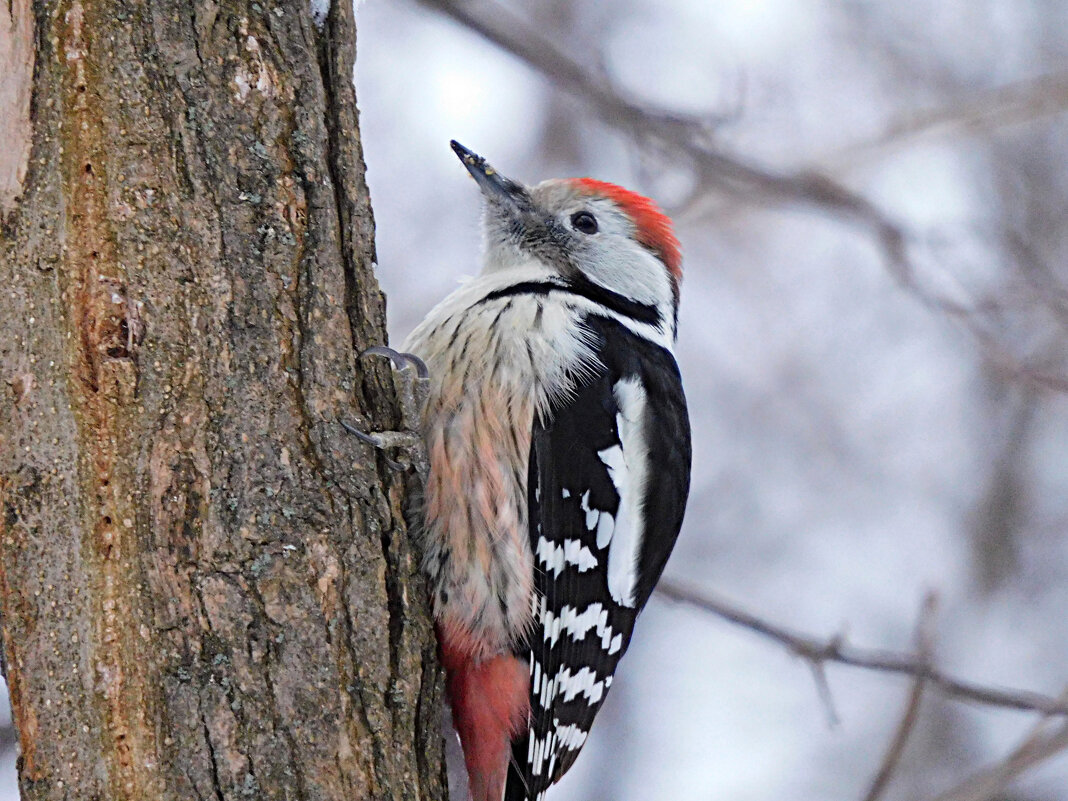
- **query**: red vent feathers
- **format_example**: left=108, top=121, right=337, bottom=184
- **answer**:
left=570, top=178, right=682, bottom=283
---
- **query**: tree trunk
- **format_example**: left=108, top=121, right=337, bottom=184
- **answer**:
left=0, top=2, right=445, bottom=800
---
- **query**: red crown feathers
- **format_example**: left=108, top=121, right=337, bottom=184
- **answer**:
left=569, top=178, right=682, bottom=284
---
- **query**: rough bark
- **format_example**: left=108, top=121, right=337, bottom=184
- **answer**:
left=0, top=2, right=445, bottom=800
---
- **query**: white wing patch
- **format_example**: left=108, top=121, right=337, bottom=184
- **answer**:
left=532, top=663, right=608, bottom=707
left=525, top=378, right=653, bottom=793
left=529, top=721, right=589, bottom=777
left=579, top=490, right=616, bottom=547
left=597, top=377, right=650, bottom=608
left=529, top=730, right=552, bottom=776
left=595, top=512, right=614, bottom=547
left=536, top=535, right=599, bottom=577
left=537, top=600, right=624, bottom=653
left=554, top=721, right=590, bottom=751
left=554, top=666, right=607, bottom=704
left=579, top=490, right=597, bottom=530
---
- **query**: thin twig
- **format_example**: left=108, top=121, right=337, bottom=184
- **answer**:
left=809, top=659, right=841, bottom=728
left=822, top=70, right=1068, bottom=173
left=927, top=708, right=1068, bottom=801
left=656, top=579, right=1068, bottom=718
left=860, top=592, right=938, bottom=801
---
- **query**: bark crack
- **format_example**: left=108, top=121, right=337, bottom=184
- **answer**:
left=315, top=17, right=355, bottom=337
left=199, top=712, right=226, bottom=801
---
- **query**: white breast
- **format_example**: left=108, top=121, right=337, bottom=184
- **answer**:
left=404, top=263, right=599, bottom=659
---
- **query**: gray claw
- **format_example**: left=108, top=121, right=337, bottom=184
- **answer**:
left=362, top=346, right=429, bottom=379
left=347, top=345, right=430, bottom=479
left=340, top=419, right=409, bottom=472
left=340, top=418, right=380, bottom=447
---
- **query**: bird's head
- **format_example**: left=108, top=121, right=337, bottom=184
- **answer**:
left=451, top=140, right=682, bottom=332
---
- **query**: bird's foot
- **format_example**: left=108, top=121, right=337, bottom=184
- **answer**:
left=342, top=346, right=429, bottom=476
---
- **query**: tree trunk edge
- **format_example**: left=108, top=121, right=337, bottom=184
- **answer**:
left=0, top=1, right=447, bottom=799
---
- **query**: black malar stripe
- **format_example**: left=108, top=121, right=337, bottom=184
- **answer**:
left=478, top=279, right=662, bottom=327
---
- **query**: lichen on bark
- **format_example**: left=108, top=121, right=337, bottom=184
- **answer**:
left=0, top=2, right=445, bottom=799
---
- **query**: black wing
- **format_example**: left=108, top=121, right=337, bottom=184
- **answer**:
left=505, top=316, right=691, bottom=800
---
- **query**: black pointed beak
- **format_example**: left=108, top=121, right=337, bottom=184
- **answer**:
left=450, top=140, right=529, bottom=206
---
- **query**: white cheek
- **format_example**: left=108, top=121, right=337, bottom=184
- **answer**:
left=581, top=239, right=673, bottom=308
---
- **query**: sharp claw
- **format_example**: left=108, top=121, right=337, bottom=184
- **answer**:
left=340, top=419, right=381, bottom=447
left=340, top=419, right=411, bottom=472
left=362, top=346, right=429, bottom=379
left=346, top=348, right=429, bottom=477
left=382, top=454, right=408, bottom=472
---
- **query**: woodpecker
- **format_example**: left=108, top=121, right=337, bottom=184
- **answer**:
left=403, top=141, right=691, bottom=801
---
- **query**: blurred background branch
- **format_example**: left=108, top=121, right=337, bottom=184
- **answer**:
left=660, top=579, right=1068, bottom=798
left=418, top=0, right=909, bottom=267
left=822, top=70, right=1068, bottom=172
left=928, top=714, right=1068, bottom=801
left=657, top=580, right=1068, bottom=718
left=861, top=593, right=937, bottom=801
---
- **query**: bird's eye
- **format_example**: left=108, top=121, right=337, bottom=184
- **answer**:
left=570, top=211, right=598, bottom=235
